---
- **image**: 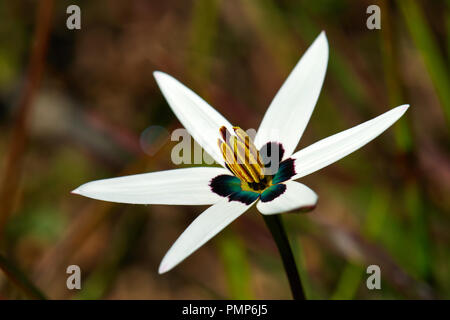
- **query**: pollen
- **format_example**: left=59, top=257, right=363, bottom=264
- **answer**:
left=218, top=126, right=271, bottom=191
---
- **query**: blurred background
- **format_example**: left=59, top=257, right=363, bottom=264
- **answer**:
left=0, top=0, right=449, bottom=299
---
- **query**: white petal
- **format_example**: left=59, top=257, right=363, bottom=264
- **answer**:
left=254, top=31, right=329, bottom=158
left=257, top=181, right=318, bottom=215
left=291, top=104, right=409, bottom=179
left=158, top=197, right=255, bottom=273
left=72, top=167, right=229, bottom=205
left=154, top=71, right=233, bottom=166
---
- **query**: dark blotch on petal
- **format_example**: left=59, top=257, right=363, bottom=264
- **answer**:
left=247, top=176, right=270, bottom=191
left=259, top=142, right=285, bottom=175
left=229, top=191, right=260, bottom=205
left=260, top=184, right=286, bottom=202
left=210, top=174, right=241, bottom=197
left=272, top=158, right=296, bottom=184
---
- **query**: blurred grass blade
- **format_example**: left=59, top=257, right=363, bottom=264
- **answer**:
left=0, top=254, right=47, bottom=299
left=399, top=0, right=450, bottom=127
left=404, top=182, right=431, bottom=280
left=447, top=1, right=450, bottom=63
left=0, top=0, right=54, bottom=241
left=331, top=264, right=364, bottom=300
left=380, top=0, right=413, bottom=151
left=75, top=210, right=147, bottom=299
left=188, top=0, right=219, bottom=85
left=332, top=188, right=390, bottom=299
left=218, top=230, right=253, bottom=299
left=290, top=5, right=369, bottom=112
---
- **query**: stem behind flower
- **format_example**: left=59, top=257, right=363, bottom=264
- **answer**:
left=262, top=214, right=306, bottom=300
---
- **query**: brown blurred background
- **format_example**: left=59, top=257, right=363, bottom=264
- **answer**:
left=0, top=0, right=449, bottom=299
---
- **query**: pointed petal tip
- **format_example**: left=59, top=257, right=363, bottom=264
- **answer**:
left=70, top=181, right=95, bottom=196
left=153, top=71, right=175, bottom=85
left=398, top=104, right=410, bottom=113
left=70, top=182, right=91, bottom=195
left=153, top=70, right=165, bottom=81
left=158, top=261, right=170, bottom=274
left=317, top=30, right=329, bottom=48
left=71, top=187, right=81, bottom=195
left=392, top=104, right=410, bottom=119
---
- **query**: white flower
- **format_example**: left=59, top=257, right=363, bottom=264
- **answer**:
left=72, top=32, right=409, bottom=274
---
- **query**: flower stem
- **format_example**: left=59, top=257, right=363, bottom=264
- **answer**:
left=262, top=214, right=306, bottom=300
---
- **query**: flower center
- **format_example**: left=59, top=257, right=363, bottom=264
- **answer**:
left=218, top=126, right=272, bottom=192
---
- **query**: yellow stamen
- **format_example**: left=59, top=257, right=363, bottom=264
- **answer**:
left=218, top=126, right=265, bottom=184
left=233, top=127, right=264, bottom=167
left=218, top=139, right=254, bottom=182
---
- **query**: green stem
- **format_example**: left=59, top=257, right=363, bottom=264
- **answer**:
left=262, top=214, right=306, bottom=300
left=0, top=254, right=47, bottom=300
